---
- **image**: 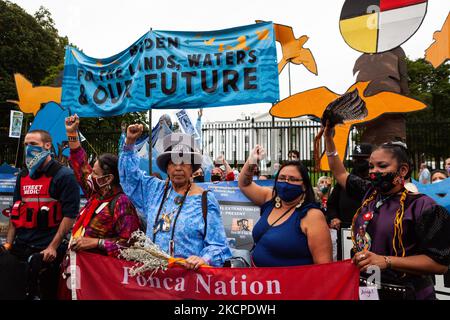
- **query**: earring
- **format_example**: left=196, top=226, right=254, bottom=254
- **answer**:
left=296, top=196, right=305, bottom=208
left=274, top=196, right=281, bottom=209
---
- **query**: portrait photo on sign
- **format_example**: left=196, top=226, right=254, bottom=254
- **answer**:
left=231, top=218, right=254, bottom=233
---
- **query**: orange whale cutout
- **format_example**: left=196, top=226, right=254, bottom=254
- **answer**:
left=217, top=36, right=251, bottom=52
left=256, top=29, right=270, bottom=40
left=425, top=12, right=450, bottom=68
left=270, top=82, right=427, bottom=170
left=204, top=38, right=216, bottom=45
left=7, top=74, right=61, bottom=115
left=256, top=20, right=317, bottom=75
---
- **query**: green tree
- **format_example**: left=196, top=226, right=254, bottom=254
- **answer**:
left=406, top=58, right=450, bottom=121
left=0, top=1, right=67, bottom=164
left=0, top=1, right=65, bottom=102
left=0, top=1, right=148, bottom=164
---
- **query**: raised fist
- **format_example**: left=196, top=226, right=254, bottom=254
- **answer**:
left=249, top=145, right=266, bottom=165
left=126, top=124, right=144, bottom=145
left=65, top=114, right=80, bottom=134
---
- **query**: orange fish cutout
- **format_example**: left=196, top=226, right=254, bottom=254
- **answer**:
left=425, top=13, right=450, bottom=68
left=257, top=21, right=317, bottom=75
left=226, top=36, right=250, bottom=51
left=270, top=82, right=427, bottom=170
left=204, top=38, right=216, bottom=45
left=7, top=74, right=61, bottom=115
left=256, top=29, right=269, bottom=40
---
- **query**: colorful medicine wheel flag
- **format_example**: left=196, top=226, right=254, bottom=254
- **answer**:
left=339, top=0, right=428, bottom=53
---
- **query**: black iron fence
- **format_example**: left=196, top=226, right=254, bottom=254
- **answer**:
left=2, top=121, right=449, bottom=184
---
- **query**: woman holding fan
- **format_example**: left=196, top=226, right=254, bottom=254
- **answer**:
left=324, top=119, right=450, bottom=299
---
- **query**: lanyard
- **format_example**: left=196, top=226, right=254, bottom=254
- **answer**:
left=152, top=181, right=191, bottom=256
left=253, top=202, right=302, bottom=251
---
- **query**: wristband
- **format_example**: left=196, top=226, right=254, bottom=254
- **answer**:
left=97, top=239, right=105, bottom=250
left=384, top=256, right=392, bottom=269
left=67, top=135, right=78, bottom=142
left=326, top=150, right=338, bottom=157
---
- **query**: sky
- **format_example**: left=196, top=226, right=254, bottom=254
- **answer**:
left=9, top=0, right=450, bottom=126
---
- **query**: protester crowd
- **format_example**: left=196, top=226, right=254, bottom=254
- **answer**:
left=0, top=112, right=449, bottom=301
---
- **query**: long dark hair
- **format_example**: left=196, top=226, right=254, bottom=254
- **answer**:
left=97, top=153, right=120, bottom=186
left=377, top=142, right=412, bottom=179
left=273, top=160, right=316, bottom=204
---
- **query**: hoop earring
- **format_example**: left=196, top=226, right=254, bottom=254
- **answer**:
left=274, top=196, right=281, bottom=209
left=296, top=195, right=305, bottom=208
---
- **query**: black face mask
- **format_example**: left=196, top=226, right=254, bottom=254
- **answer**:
left=193, top=176, right=205, bottom=183
left=353, top=159, right=369, bottom=177
left=368, top=172, right=398, bottom=193
left=211, top=174, right=222, bottom=182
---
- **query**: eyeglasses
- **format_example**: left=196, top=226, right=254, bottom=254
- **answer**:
left=278, top=175, right=303, bottom=183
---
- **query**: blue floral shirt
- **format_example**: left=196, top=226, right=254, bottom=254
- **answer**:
left=119, top=146, right=232, bottom=266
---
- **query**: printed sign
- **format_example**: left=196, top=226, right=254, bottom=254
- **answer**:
left=62, top=22, right=279, bottom=117
left=176, top=109, right=199, bottom=140
left=64, top=251, right=359, bottom=300
left=9, top=110, right=23, bottom=138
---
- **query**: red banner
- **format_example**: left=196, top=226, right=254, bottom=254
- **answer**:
left=64, top=252, right=359, bottom=300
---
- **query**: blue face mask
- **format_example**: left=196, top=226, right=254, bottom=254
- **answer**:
left=320, top=186, right=329, bottom=194
left=25, top=145, right=51, bottom=177
left=275, top=181, right=304, bottom=202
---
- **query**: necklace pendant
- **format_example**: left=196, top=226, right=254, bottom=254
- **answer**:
left=161, top=214, right=171, bottom=232
left=356, top=226, right=372, bottom=252
left=153, top=220, right=162, bottom=235
left=174, top=196, right=183, bottom=205
left=363, top=211, right=374, bottom=222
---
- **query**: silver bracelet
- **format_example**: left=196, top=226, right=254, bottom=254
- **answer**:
left=97, top=239, right=105, bottom=250
left=326, top=150, right=338, bottom=157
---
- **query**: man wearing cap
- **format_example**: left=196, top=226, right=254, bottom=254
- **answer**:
left=119, top=124, right=232, bottom=269
left=326, top=143, right=373, bottom=260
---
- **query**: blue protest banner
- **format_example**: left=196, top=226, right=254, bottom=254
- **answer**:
left=0, top=163, right=19, bottom=175
left=61, top=22, right=279, bottom=117
left=0, top=173, right=16, bottom=194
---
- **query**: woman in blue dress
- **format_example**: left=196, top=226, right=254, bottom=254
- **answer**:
left=238, top=145, right=332, bottom=267
left=119, top=124, right=232, bottom=269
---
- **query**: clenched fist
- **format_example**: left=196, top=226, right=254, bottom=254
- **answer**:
left=248, top=145, right=266, bottom=165
left=65, top=114, right=80, bottom=134
left=126, top=124, right=144, bottom=145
